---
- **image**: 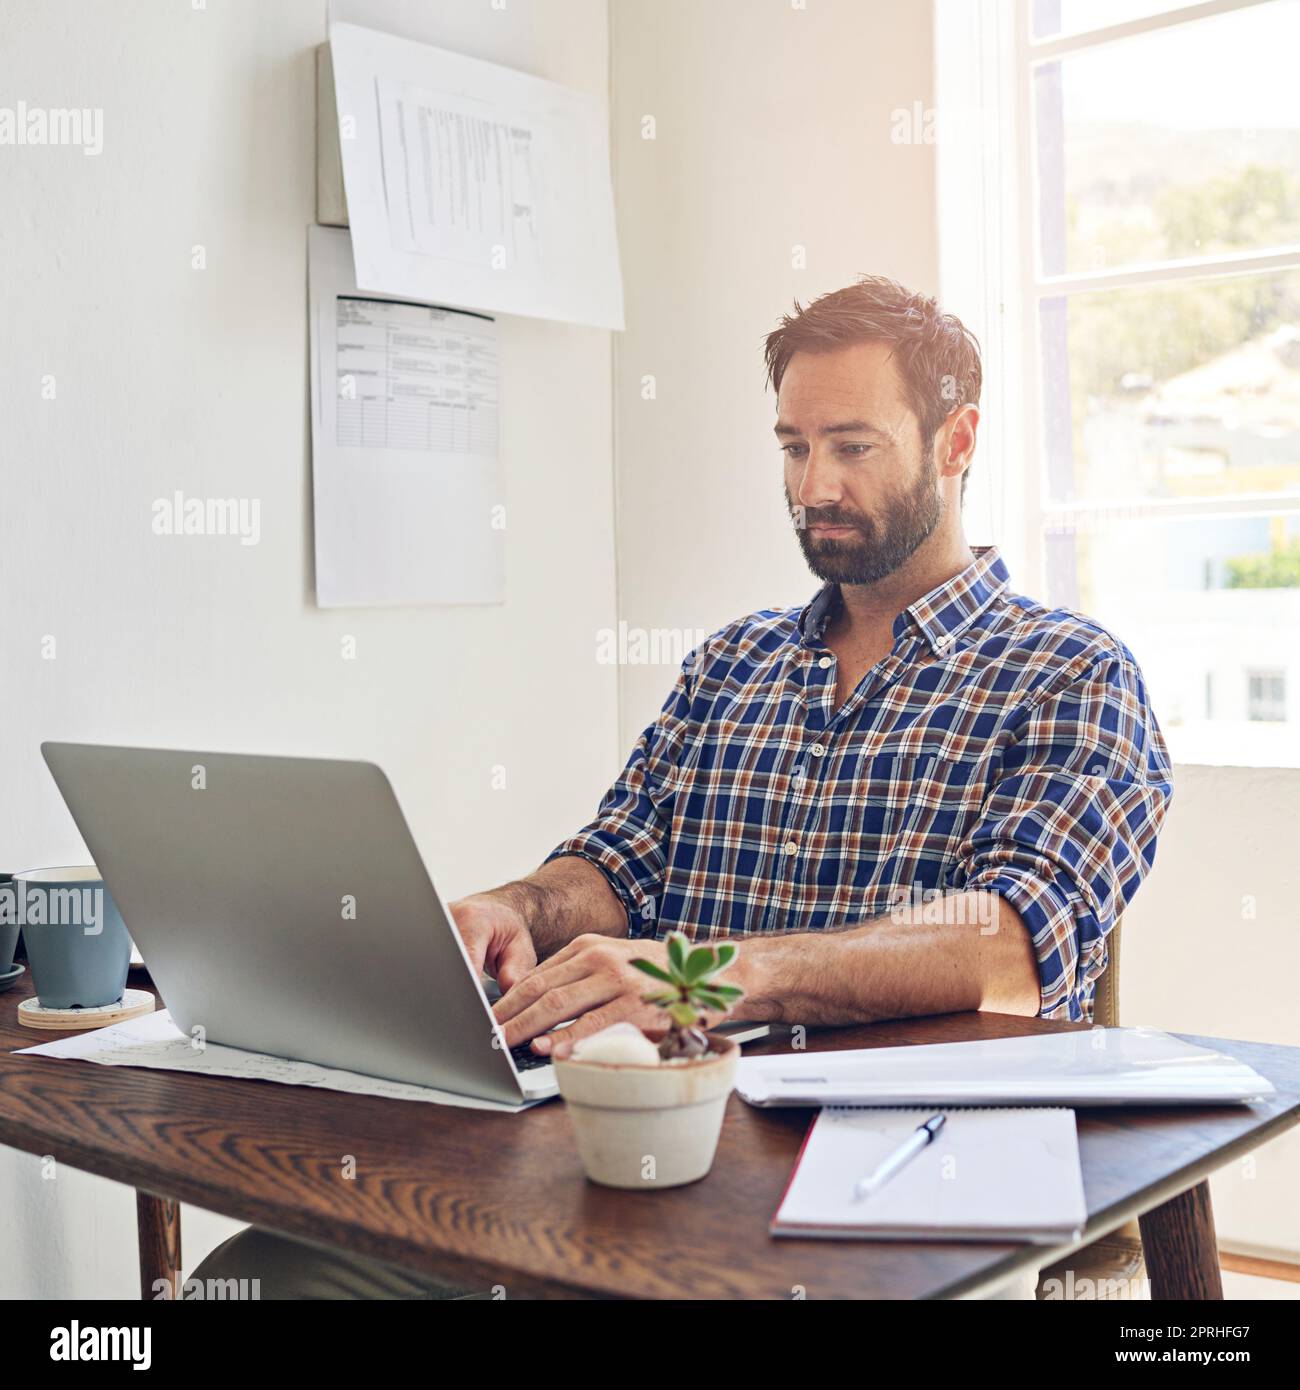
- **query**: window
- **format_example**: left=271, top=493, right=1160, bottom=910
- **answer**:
left=1247, top=669, right=1287, bottom=721
left=937, top=0, right=1300, bottom=767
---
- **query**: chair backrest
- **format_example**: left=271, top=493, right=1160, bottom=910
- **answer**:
left=1093, top=918, right=1122, bottom=1028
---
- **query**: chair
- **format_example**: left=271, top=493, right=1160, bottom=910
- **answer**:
left=1033, top=920, right=1147, bottom=1299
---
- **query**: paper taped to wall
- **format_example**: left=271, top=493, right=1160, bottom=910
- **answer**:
left=329, top=21, right=624, bottom=330
left=308, top=223, right=504, bottom=607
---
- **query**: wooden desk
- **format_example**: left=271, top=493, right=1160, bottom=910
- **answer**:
left=1, top=974, right=1296, bottom=1300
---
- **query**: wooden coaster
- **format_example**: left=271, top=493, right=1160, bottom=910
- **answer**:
left=17, top=988, right=155, bottom=1031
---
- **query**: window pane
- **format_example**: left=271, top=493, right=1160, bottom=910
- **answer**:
left=1039, top=269, right=1300, bottom=505
left=1031, top=0, right=1193, bottom=39
left=1246, top=669, right=1287, bottom=721
left=1033, top=1, right=1300, bottom=274
left=1045, top=513, right=1300, bottom=765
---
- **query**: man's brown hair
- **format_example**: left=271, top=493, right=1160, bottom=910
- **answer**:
left=764, top=275, right=982, bottom=488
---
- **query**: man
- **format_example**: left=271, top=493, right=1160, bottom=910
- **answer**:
left=198, top=276, right=1171, bottom=1296
left=469, top=276, right=1171, bottom=1049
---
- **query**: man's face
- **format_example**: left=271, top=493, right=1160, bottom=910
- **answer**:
left=777, top=340, right=942, bottom=586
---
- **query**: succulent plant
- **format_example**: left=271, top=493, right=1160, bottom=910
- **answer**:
left=630, top=931, right=743, bottom=1060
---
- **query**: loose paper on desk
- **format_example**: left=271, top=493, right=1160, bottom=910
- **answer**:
left=328, top=21, right=624, bottom=330
left=17, top=1008, right=535, bottom=1113
left=736, top=1027, right=1277, bottom=1108
left=308, top=223, right=504, bottom=606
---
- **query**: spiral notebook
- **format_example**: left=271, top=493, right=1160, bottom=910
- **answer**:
left=772, top=1107, right=1087, bottom=1243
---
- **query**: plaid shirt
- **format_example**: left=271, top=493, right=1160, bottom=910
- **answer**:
left=549, top=547, right=1172, bottom=1021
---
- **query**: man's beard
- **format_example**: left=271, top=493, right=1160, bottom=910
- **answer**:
left=788, top=452, right=942, bottom=587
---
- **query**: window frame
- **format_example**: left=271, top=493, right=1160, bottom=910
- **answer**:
left=936, top=0, right=1300, bottom=764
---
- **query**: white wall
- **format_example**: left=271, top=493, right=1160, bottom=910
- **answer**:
left=1121, top=765, right=1300, bottom=1261
left=0, top=0, right=618, bottom=1297
left=609, top=0, right=939, bottom=744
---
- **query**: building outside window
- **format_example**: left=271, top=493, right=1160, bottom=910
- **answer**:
left=1247, top=668, right=1288, bottom=722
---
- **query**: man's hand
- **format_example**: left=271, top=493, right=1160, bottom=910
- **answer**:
left=493, top=934, right=718, bottom=1056
left=449, top=893, right=538, bottom=993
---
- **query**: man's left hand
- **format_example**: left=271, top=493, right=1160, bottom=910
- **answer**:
left=493, top=934, right=713, bottom=1056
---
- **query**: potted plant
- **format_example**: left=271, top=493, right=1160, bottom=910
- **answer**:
left=552, top=932, right=743, bottom=1189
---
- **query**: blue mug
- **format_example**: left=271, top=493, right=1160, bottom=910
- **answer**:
left=9, top=866, right=131, bottom=1009
left=0, top=872, right=17, bottom=973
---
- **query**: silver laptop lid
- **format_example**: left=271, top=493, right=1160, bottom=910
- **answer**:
left=41, top=742, right=536, bottom=1105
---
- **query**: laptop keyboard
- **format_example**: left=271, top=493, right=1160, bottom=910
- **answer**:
left=509, top=1042, right=554, bottom=1073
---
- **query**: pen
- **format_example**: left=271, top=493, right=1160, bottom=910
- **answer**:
left=852, top=1113, right=947, bottom=1201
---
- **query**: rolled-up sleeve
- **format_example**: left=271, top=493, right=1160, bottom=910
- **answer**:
left=950, top=648, right=1173, bottom=1021
left=546, top=653, right=697, bottom=937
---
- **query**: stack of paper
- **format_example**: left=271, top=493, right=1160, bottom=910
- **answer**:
left=739, top=1027, right=1275, bottom=1107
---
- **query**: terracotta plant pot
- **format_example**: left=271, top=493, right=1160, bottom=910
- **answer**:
left=554, top=1037, right=739, bottom=1189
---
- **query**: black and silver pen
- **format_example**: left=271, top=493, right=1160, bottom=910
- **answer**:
left=852, top=1113, right=947, bottom=1201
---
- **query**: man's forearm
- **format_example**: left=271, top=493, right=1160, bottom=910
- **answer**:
left=733, top=890, right=1042, bottom=1026
left=487, top=855, right=627, bottom=959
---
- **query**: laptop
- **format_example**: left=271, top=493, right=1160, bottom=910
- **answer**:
left=40, top=743, right=576, bottom=1105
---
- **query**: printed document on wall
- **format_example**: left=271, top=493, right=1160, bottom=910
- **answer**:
left=329, top=22, right=624, bottom=330
left=308, top=224, right=504, bottom=607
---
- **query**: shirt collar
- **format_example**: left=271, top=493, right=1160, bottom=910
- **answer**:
left=797, top=546, right=1011, bottom=657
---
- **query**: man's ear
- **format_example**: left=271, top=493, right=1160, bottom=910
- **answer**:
left=939, top=404, right=979, bottom=484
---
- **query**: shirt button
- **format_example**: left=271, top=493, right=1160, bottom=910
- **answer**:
left=818, top=656, right=833, bottom=669
left=792, top=765, right=805, bottom=779
left=783, top=839, right=799, bottom=855
left=810, top=742, right=826, bottom=758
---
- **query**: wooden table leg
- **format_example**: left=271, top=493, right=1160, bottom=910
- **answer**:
left=137, top=1192, right=182, bottom=1300
left=1138, top=1179, right=1223, bottom=1300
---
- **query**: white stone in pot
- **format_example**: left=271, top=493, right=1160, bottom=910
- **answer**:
left=570, top=1021, right=661, bottom=1066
